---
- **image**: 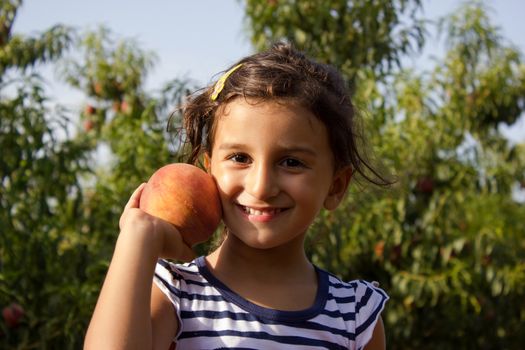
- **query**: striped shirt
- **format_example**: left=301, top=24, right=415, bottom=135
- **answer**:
left=154, top=257, right=388, bottom=350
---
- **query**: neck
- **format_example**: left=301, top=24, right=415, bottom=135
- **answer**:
left=206, top=231, right=313, bottom=282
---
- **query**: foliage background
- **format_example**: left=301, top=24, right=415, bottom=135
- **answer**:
left=1, top=0, right=524, bottom=349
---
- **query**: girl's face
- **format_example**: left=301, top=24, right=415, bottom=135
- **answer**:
left=208, top=98, right=350, bottom=250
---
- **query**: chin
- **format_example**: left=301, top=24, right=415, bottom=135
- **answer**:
left=239, top=236, right=281, bottom=250
left=234, top=230, right=304, bottom=252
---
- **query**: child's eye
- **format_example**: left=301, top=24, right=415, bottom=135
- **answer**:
left=228, top=153, right=251, bottom=164
left=280, top=158, right=305, bottom=168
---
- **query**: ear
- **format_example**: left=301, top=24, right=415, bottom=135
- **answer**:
left=203, top=153, right=211, bottom=173
left=323, top=166, right=353, bottom=211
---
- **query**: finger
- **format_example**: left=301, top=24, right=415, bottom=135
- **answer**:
left=120, top=183, right=147, bottom=229
left=125, top=182, right=147, bottom=210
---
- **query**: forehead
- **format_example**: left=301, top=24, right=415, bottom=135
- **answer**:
left=211, top=98, right=331, bottom=153
left=215, top=97, right=320, bottom=131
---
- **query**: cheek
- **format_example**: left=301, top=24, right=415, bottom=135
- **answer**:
left=287, top=174, right=331, bottom=204
left=211, top=164, right=239, bottom=198
left=282, top=177, right=306, bottom=195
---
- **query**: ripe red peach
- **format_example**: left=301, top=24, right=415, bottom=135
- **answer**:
left=2, top=303, right=24, bottom=329
left=85, top=104, right=96, bottom=115
left=83, top=119, right=94, bottom=132
left=140, top=163, right=222, bottom=246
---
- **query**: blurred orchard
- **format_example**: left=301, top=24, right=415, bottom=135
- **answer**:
left=1, top=0, right=524, bottom=348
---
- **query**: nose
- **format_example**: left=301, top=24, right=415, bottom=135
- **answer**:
left=244, top=162, right=279, bottom=200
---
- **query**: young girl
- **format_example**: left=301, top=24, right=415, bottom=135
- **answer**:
left=84, top=43, right=389, bottom=350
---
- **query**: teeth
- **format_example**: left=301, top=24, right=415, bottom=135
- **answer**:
left=243, top=206, right=281, bottom=215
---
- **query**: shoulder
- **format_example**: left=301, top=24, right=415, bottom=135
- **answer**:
left=155, top=258, right=200, bottom=278
left=324, top=272, right=389, bottom=349
left=153, top=258, right=203, bottom=299
left=326, top=273, right=389, bottom=309
left=155, top=258, right=200, bottom=280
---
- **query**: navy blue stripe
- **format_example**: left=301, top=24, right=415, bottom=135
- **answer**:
left=158, top=259, right=170, bottom=268
left=371, top=284, right=389, bottom=300
left=180, top=310, right=356, bottom=340
left=157, top=260, right=211, bottom=289
left=355, top=293, right=388, bottom=336
left=158, top=259, right=200, bottom=276
left=355, top=286, right=373, bottom=313
left=178, top=290, right=224, bottom=302
left=154, top=272, right=182, bottom=298
left=177, top=267, right=201, bottom=276
left=155, top=273, right=226, bottom=302
left=323, top=308, right=355, bottom=321
left=166, top=269, right=209, bottom=288
left=325, top=272, right=358, bottom=288
left=329, top=280, right=355, bottom=289
left=179, top=330, right=348, bottom=350
left=330, top=293, right=356, bottom=304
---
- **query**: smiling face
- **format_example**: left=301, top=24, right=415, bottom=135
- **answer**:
left=208, top=98, right=351, bottom=251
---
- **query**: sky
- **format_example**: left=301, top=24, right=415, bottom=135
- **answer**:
left=11, top=0, right=525, bottom=141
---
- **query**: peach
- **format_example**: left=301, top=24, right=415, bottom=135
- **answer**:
left=83, top=119, right=94, bottom=132
left=2, top=303, right=24, bottom=329
left=140, top=163, right=222, bottom=246
left=85, top=104, right=96, bottom=115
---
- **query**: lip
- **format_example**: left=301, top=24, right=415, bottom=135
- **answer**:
left=236, top=204, right=287, bottom=223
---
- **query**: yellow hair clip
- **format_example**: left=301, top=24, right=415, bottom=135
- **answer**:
left=210, top=63, right=243, bottom=101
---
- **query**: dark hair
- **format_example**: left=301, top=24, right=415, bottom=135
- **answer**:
left=177, top=42, right=391, bottom=187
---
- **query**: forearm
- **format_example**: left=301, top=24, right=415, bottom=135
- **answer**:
left=84, top=223, right=161, bottom=350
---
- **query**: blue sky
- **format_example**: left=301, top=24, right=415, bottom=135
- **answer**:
left=12, top=0, right=525, bottom=140
left=14, top=1, right=252, bottom=88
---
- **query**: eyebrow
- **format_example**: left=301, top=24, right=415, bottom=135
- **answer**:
left=217, top=142, right=318, bottom=156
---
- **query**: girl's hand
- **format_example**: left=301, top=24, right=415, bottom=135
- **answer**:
left=119, top=183, right=195, bottom=262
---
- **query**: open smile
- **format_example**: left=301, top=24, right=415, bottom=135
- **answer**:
left=236, top=204, right=288, bottom=222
